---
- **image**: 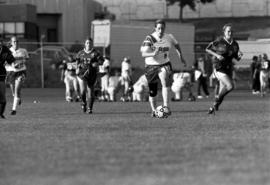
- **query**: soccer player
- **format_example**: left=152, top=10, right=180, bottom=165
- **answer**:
left=99, top=56, right=110, bottom=101
left=60, top=56, right=80, bottom=102
left=75, top=37, right=104, bottom=114
left=171, top=72, right=196, bottom=101
left=0, top=37, right=15, bottom=118
left=140, top=19, right=186, bottom=117
left=120, top=57, right=132, bottom=102
left=5, top=36, right=29, bottom=115
left=107, top=70, right=122, bottom=102
left=132, top=74, right=148, bottom=102
left=259, top=53, right=269, bottom=97
left=206, top=23, right=243, bottom=114
left=193, top=56, right=210, bottom=99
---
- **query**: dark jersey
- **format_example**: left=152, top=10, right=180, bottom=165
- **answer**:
left=0, top=45, right=15, bottom=81
left=206, top=37, right=240, bottom=74
left=76, top=48, right=104, bottom=85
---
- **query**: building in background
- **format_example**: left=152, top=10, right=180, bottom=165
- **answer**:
left=0, top=0, right=103, bottom=43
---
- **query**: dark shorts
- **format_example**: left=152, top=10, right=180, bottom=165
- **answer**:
left=78, top=67, right=98, bottom=87
left=145, top=62, right=172, bottom=85
left=6, top=70, right=26, bottom=84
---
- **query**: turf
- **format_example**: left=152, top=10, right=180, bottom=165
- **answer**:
left=0, top=89, right=269, bottom=185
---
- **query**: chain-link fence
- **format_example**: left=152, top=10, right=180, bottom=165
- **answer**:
left=10, top=41, right=266, bottom=90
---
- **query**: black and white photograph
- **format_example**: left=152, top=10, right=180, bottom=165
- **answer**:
left=0, top=0, right=269, bottom=185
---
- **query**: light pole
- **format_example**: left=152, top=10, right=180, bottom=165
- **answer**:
left=40, top=34, right=45, bottom=88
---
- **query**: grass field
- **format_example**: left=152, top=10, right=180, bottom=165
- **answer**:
left=0, top=88, right=269, bottom=185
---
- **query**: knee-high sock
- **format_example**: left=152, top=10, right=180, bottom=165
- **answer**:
left=0, top=102, right=6, bottom=116
left=12, top=97, right=19, bottom=111
left=88, top=97, right=95, bottom=110
left=215, top=87, right=233, bottom=107
left=149, top=96, right=156, bottom=112
left=162, top=87, right=169, bottom=107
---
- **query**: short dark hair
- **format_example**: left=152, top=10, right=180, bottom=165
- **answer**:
left=85, top=37, right=93, bottom=42
left=155, top=19, right=166, bottom=28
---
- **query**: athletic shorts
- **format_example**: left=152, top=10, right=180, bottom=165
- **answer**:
left=78, top=67, right=98, bottom=87
left=6, top=70, right=26, bottom=84
left=145, top=62, right=172, bottom=84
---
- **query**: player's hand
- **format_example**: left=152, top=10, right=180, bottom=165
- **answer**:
left=217, top=55, right=224, bottom=61
left=238, top=51, right=243, bottom=59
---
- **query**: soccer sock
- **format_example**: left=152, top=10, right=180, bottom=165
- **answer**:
left=149, top=96, right=156, bottom=112
left=89, top=97, right=95, bottom=110
left=12, top=97, right=19, bottom=111
left=81, top=91, right=86, bottom=105
left=0, top=102, right=6, bottom=116
left=162, top=87, right=169, bottom=107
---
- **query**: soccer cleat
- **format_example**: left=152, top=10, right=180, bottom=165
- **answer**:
left=87, top=108, right=93, bottom=114
left=81, top=103, right=87, bottom=113
left=0, top=114, right=5, bottom=119
left=188, top=95, right=196, bottom=102
left=163, top=106, right=171, bottom=116
left=10, top=110, right=16, bottom=115
left=208, top=107, right=215, bottom=115
left=151, top=111, right=158, bottom=118
left=197, top=95, right=203, bottom=99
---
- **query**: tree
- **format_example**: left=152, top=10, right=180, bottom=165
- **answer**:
left=166, top=0, right=215, bottom=21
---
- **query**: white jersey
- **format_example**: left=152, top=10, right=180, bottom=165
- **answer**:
left=141, top=32, right=178, bottom=65
left=99, top=58, right=110, bottom=73
left=6, top=47, right=29, bottom=72
left=121, top=61, right=132, bottom=78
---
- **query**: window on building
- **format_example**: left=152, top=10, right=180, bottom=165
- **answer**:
left=4, top=22, right=15, bottom=34
left=16, top=22, right=25, bottom=34
left=0, top=23, right=3, bottom=34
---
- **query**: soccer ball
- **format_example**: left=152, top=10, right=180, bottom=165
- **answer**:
left=155, top=105, right=170, bottom=118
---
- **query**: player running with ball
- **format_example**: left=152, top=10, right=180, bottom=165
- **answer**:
left=140, top=19, right=186, bottom=117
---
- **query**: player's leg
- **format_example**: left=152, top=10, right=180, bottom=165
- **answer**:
left=77, top=77, right=87, bottom=112
left=158, top=65, right=171, bottom=108
left=71, top=75, right=81, bottom=101
left=0, top=81, right=7, bottom=118
left=64, top=75, right=72, bottom=102
left=11, top=74, right=25, bottom=115
left=209, top=72, right=233, bottom=114
left=86, top=85, right=95, bottom=114
left=107, top=86, right=115, bottom=101
left=148, top=83, right=158, bottom=116
left=171, top=84, right=181, bottom=101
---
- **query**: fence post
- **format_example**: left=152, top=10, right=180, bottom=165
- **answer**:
left=40, top=35, right=45, bottom=88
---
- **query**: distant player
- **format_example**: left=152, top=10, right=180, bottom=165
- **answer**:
left=75, top=37, right=104, bottom=114
left=140, top=19, right=186, bottom=117
left=171, top=72, right=196, bottom=101
left=107, top=70, right=122, bottom=102
left=5, top=36, right=29, bottom=115
left=120, top=57, right=132, bottom=101
left=60, top=56, right=80, bottom=102
left=99, top=56, right=110, bottom=101
left=0, top=37, right=15, bottom=118
left=259, top=53, right=269, bottom=97
left=206, top=23, right=243, bottom=114
left=132, top=74, right=148, bottom=102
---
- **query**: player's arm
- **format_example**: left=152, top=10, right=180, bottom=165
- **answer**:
left=140, top=36, right=159, bottom=58
left=205, top=41, right=224, bottom=61
left=174, top=44, right=186, bottom=66
left=234, top=42, right=243, bottom=61
left=170, top=34, right=186, bottom=66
